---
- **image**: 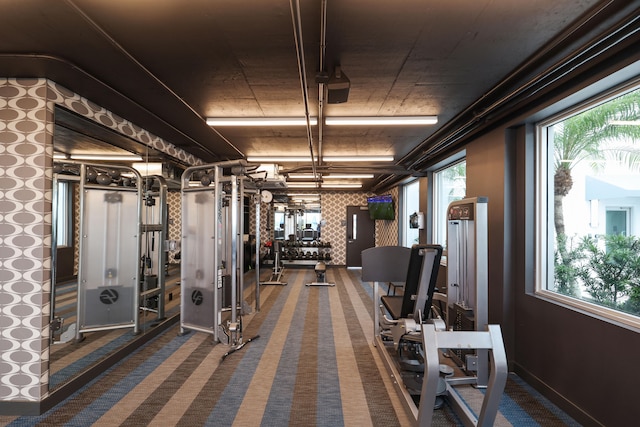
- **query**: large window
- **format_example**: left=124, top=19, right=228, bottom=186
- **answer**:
left=402, top=180, right=420, bottom=247
left=433, top=160, right=466, bottom=249
left=536, top=84, right=640, bottom=327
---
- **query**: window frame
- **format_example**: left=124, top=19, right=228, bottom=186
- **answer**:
left=430, top=155, right=466, bottom=251
left=534, top=80, right=640, bottom=332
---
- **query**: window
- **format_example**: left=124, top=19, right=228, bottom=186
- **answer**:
left=536, top=84, right=640, bottom=327
left=402, top=180, right=420, bottom=247
left=433, top=160, right=466, bottom=249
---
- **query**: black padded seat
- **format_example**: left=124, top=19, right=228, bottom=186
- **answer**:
left=381, top=244, right=442, bottom=320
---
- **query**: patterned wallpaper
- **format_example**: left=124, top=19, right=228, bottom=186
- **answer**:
left=167, top=190, right=181, bottom=264
left=375, top=186, right=399, bottom=247
left=0, top=78, right=202, bottom=403
left=49, top=81, right=201, bottom=167
left=321, top=191, right=368, bottom=265
left=0, top=78, right=51, bottom=401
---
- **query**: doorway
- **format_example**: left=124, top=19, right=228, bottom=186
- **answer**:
left=346, top=206, right=376, bottom=267
left=606, top=209, right=628, bottom=236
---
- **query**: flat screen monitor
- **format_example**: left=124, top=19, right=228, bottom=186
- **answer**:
left=367, top=194, right=395, bottom=220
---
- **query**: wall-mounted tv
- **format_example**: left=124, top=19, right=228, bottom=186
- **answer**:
left=367, top=194, right=395, bottom=220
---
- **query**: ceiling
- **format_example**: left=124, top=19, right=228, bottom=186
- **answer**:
left=1, top=0, right=636, bottom=191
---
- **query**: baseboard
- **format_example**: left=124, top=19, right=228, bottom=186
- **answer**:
left=513, top=362, right=603, bottom=427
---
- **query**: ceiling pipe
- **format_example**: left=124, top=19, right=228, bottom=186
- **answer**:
left=289, top=0, right=318, bottom=181
left=402, top=0, right=635, bottom=171
left=317, top=0, right=328, bottom=168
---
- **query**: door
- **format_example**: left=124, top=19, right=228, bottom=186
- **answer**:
left=346, top=206, right=376, bottom=267
left=606, top=209, right=628, bottom=236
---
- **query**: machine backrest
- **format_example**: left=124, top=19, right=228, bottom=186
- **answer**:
left=402, top=245, right=442, bottom=320
left=361, top=244, right=442, bottom=320
left=407, top=244, right=443, bottom=320
left=361, top=246, right=411, bottom=283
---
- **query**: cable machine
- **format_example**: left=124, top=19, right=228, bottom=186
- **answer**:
left=139, top=175, right=169, bottom=321
left=446, top=196, right=489, bottom=386
left=180, top=161, right=260, bottom=346
left=51, top=161, right=145, bottom=342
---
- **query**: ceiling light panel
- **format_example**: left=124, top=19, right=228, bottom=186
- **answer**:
left=207, top=117, right=318, bottom=126
left=324, top=173, right=374, bottom=179
left=69, top=154, right=143, bottom=161
left=325, top=116, right=437, bottom=125
left=321, top=183, right=362, bottom=189
left=323, top=156, right=394, bottom=162
left=286, top=182, right=319, bottom=188
left=247, top=156, right=318, bottom=162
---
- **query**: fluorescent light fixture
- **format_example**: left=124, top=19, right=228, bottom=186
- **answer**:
left=288, top=173, right=375, bottom=179
left=325, top=173, right=374, bottom=179
left=207, top=117, right=318, bottom=126
left=70, top=154, right=143, bottom=161
left=325, top=116, right=437, bottom=126
left=287, top=193, right=320, bottom=198
left=290, top=199, right=319, bottom=204
left=321, top=183, right=362, bottom=189
left=53, top=152, right=68, bottom=160
left=609, top=120, right=640, bottom=126
left=323, top=156, right=394, bottom=162
left=287, top=173, right=317, bottom=179
left=247, top=156, right=318, bottom=162
left=286, top=182, right=319, bottom=188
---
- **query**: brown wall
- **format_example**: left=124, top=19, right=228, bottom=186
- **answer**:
left=459, top=52, right=640, bottom=425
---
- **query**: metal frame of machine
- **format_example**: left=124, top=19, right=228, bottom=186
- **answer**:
left=139, top=175, right=169, bottom=321
left=446, top=196, right=489, bottom=386
left=52, top=161, right=145, bottom=342
left=364, top=196, right=507, bottom=426
left=180, top=160, right=261, bottom=346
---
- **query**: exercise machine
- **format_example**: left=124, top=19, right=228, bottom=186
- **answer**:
left=261, top=240, right=287, bottom=286
left=305, top=260, right=335, bottom=286
left=139, top=175, right=169, bottom=322
left=446, top=196, right=489, bottom=386
left=51, top=161, right=144, bottom=343
left=180, top=161, right=261, bottom=346
left=364, top=239, right=506, bottom=426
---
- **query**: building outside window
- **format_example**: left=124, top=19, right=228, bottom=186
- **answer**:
left=433, top=160, right=466, bottom=250
left=537, top=84, right=640, bottom=325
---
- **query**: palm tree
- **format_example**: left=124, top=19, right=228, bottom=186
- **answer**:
left=553, top=89, right=640, bottom=238
left=552, top=89, right=640, bottom=295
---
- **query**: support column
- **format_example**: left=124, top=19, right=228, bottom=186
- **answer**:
left=0, top=78, right=52, bottom=403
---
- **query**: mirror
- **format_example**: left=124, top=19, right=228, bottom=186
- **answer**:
left=50, top=107, right=183, bottom=392
left=270, top=196, right=325, bottom=265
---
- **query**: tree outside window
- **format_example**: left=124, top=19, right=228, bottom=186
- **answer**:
left=549, top=87, right=640, bottom=316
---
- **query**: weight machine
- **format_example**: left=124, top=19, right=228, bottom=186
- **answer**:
left=261, top=240, right=287, bottom=286
left=139, top=175, right=169, bottom=321
left=51, top=161, right=144, bottom=343
left=180, top=161, right=261, bottom=346
left=445, top=196, right=489, bottom=386
left=52, top=163, right=176, bottom=343
left=365, top=197, right=507, bottom=426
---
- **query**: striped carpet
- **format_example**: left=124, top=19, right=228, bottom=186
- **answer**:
left=1, top=267, right=580, bottom=426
